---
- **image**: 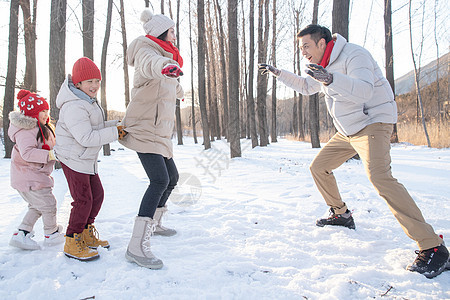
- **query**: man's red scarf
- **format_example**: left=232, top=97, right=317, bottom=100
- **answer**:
left=146, top=35, right=183, bottom=68
left=319, top=41, right=335, bottom=68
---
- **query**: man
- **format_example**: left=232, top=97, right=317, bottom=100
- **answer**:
left=259, top=24, right=449, bottom=279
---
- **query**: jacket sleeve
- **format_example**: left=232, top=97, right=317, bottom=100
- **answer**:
left=277, top=69, right=322, bottom=95
left=63, top=103, right=118, bottom=147
left=135, top=47, right=178, bottom=81
left=15, top=130, right=50, bottom=163
left=324, top=49, right=375, bottom=104
left=176, top=82, right=184, bottom=99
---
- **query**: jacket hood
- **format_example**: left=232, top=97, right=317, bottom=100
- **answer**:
left=56, top=75, right=95, bottom=109
left=127, top=36, right=167, bottom=67
left=8, top=111, right=38, bottom=142
left=328, top=33, right=347, bottom=66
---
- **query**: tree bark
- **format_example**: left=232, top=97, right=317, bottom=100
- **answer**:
left=332, top=0, right=349, bottom=40
left=248, top=0, right=258, bottom=148
left=228, top=0, right=242, bottom=158
left=101, top=0, right=113, bottom=156
left=82, top=0, right=94, bottom=60
left=49, top=0, right=66, bottom=122
left=189, top=0, right=197, bottom=143
left=175, top=0, right=183, bottom=145
left=270, top=0, right=277, bottom=143
left=384, top=0, right=398, bottom=143
left=118, top=0, right=130, bottom=108
left=197, top=0, right=210, bottom=149
left=19, top=0, right=37, bottom=92
left=3, top=0, right=20, bottom=158
left=309, top=0, right=321, bottom=148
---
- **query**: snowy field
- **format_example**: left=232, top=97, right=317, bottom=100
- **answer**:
left=0, top=138, right=449, bottom=299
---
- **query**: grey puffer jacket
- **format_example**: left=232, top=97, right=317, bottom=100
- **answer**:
left=54, top=75, right=118, bottom=175
left=278, top=33, right=397, bottom=136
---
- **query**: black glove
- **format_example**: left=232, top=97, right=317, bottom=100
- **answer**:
left=305, top=63, right=333, bottom=85
left=258, top=63, right=281, bottom=76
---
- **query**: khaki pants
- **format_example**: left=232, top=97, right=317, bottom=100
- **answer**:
left=18, top=187, right=58, bottom=235
left=310, top=123, right=442, bottom=250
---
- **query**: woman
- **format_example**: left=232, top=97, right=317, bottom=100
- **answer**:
left=119, top=9, right=184, bottom=269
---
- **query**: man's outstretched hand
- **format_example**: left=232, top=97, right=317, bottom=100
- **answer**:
left=258, top=63, right=281, bottom=77
left=162, top=64, right=184, bottom=78
left=305, top=63, right=333, bottom=85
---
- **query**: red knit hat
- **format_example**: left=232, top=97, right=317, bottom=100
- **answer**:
left=72, top=57, right=102, bottom=85
left=17, top=89, right=51, bottom=150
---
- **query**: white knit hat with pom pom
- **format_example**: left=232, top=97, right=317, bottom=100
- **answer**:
left=141, top=9, right=175, bottom=38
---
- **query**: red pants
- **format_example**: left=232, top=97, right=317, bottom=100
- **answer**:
left=61, top=163, right=104, bottom=235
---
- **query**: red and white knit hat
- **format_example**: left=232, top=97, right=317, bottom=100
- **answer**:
left=17, top=89, right=51, bottom=150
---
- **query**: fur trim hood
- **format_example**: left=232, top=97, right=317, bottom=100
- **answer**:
left=9, top=111, right=38, bottom=130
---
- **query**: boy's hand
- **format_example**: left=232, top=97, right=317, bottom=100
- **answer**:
left=117, top=125, right=128, bottom=140
left=306, top=63, right=333, bottom=85
left=162, top=65, right=184, bottom=78
left=258, top=63, right=281, bottom=76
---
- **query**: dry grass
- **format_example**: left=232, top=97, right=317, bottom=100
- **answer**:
left=396, top=121, right=450, bottom=148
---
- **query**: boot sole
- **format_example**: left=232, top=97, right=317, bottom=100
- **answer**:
left=87, top=244, right=110, bottom=250
left=64, top=252, right=100, bottom=261
left=125, top=252, right=163, bottom=269
left=9, top=240, right=40, bottom=250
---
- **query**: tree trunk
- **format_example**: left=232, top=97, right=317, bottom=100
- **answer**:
left=161, top=0, right=164, bottom=14
left=189, top=0, right=197, bottom=144
left=228, top=0, right=241, bottom=158
left=309, top=0, right=321, bottom=148
left=256, top=0, right=270, bottom=147
left=19, top=0, right=37, bottom=92
left=332, top=0, right=349, bottom=40
left=3, top=0, right=20, bottom=158
left=408, top=0, right=431, bottom=147
left=175, top=0, right=183, bottom=145
left=119, top=0, right=130, bottom=108
left=82, top=0, right=94, bottom=60
left=384, top=0, right=398, bottom=143
left=248, top=0, right=258, bottom=148
left=101, top=0, right=113, bottom=156
left=295, top=5, right=304, bottom=140
left=197, top=0, right=210, bottom=149
left=49, top=0, right=66, bottom=122
left=270, top=0, right=277, bottom=143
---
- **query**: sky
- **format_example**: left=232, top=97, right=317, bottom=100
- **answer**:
left=0, top=0, right=448, bottom=112
left=0, top=138, right=449, bottom=298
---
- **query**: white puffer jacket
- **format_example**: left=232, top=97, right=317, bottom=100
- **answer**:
left=54, top=76, right=118, bottom=174
left=278, top=33, right=397, bottom=136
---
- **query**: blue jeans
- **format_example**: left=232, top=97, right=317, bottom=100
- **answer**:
left=137, top=153, right=179, bottom=218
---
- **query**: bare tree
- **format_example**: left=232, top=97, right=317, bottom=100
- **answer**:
left=247, top=0, right=258, bottom=148
left=197, top=0, right=211, bottom=149
left=270, top=0, right=278, bottom=143
left=256, top=0, right=270, bottom=147
left=161, top=0, right=164, bottom=14
left=172, top=0, right=183, bottom=145
left=309, top=0, right=321, bottom=148
left=82, top=0, right=94, bottom=60
left=433, top=0, right=441, bottom=126
left=408, top=0, right=431, bottom=147
left=19, top=0, right=37, bottom=92
left=49, top=0, right=66, bottom=121
left=189, top=0, right=198, bottom=143
left=118, top=0, right=130, bottom=107
left=100, top=0, right=113, bottom=156
left=384, top=0, right=398, bottom=143
left=332, top=0, right=349, bottom=40
left=228, top=0, right=241, bottom=157
left=3, top=0, right=20, bottom=158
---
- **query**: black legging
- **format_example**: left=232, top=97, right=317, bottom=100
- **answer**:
left=137, top=152, right=179, bottom=218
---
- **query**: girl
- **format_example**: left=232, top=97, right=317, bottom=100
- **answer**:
left=119, top=9, right=184, bottom=269
left=8, top=90, right=65, bottom=250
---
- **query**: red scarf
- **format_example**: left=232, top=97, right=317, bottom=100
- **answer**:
left=146, top=35, right=183, bottom=68
left=319, top=41, right=335, bottom=68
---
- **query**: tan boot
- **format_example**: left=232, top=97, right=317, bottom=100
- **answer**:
left=82, top=224, right=110, bottom=249
left=153, top=206, right=176, bottom=237
left=125, top=216, right=163, bottom=269
left=64, top=233, right=99, bottom=261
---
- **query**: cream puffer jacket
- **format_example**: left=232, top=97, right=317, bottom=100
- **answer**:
left=278, top=33, right=397, bottom=136
left=54, top=76, right=118, bottom=175
left=119, top=36, right=184, bottom=158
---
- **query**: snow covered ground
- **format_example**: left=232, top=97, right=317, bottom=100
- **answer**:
left=0, top=138, right=449, bottom=299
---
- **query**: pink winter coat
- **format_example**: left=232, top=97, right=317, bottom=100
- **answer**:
left=8, top=111, right=56, bottom=192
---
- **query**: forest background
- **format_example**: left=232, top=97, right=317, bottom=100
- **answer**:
left=0, top=0, right=449, bottom=156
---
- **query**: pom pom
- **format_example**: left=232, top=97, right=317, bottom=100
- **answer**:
left=140, top=9, right=154, bottom=23
left=42, top=144, right=50, bottom=150
left=17, top=89, right=31, bottom=100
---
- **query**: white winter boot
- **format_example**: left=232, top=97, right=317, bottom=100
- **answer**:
left=9, top=230, right=40, bottom=250
left=125, top=216, right=163, bottom=269
left=153, top=206, right=177, bottom=237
